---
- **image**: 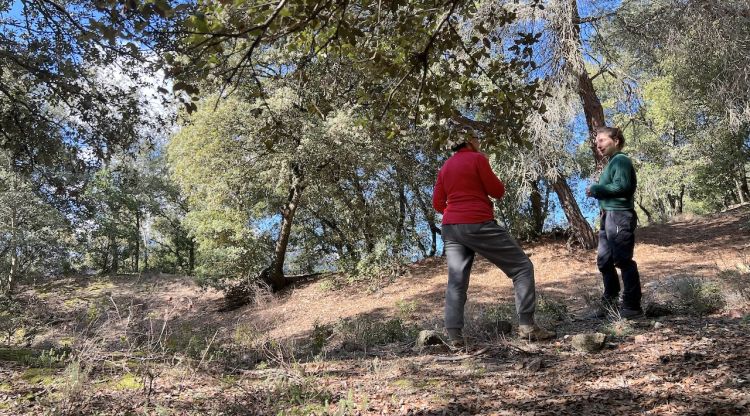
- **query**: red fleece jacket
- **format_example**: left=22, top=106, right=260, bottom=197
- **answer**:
left=432, top=147, right=505, bottom=224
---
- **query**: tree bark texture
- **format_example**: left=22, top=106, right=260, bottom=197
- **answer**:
left=552, top=176, right=597, bottom=249
left=529, top=180, right=548, bottom=237
left=266, top=170, right=305, bottom=291
left=571, top=0, right=607, bottom=169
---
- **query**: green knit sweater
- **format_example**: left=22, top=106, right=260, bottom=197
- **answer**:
left=589, top=152, right=636, bottom=210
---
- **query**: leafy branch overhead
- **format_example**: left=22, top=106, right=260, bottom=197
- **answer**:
left=120, top=0, right=549, bottom=144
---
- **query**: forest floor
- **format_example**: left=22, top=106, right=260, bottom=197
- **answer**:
left=2, top=206, right=750, bottom=415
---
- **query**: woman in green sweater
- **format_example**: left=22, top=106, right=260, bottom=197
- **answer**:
left=586, top=127, right=643, bottom=319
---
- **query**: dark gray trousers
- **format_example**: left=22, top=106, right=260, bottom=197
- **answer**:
left=442, top=221, right=536, bottom=328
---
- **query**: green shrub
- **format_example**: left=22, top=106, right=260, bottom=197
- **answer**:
left=536, top=293, right=570, bottom=324
left=673, top=277, right=725, bottom=315
left=395, top=300, right=418, bottom=322
left=310, top=322, right=333, bottom=355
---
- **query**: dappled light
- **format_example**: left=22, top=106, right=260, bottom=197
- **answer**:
left=1, top=0, right=749, bottom=413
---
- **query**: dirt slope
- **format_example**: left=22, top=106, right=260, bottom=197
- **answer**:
left=247, top=205, right=750, bottom=341
left=1, top=205, right=749, bottom=415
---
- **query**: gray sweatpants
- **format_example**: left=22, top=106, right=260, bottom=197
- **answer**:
left=442, top=220, right=536, bottom=328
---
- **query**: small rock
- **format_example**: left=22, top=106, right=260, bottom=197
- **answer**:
left=526, top=358, right=543, bottom=372
left=654, top=321, right=663, bottom=329
left=414, top=330, right=445, bottom=351
left=634, top=334, right=648, bottom=344
left=571, top=333, right=607, bottom=353
left=644, top=302, right=673, bottom=317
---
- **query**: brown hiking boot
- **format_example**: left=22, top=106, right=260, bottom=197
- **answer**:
left=446, top=328, right=465, bottom=350
left=518, top=324, right=556, bottom=341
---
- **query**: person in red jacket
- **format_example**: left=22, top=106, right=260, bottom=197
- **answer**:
left=433, top=132, right=555, bottom=347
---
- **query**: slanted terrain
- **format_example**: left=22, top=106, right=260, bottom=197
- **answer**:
left=2, top=206, right=750, bottom=415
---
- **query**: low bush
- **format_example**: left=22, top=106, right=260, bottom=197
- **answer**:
left=334, top=316, right=417, bottom=351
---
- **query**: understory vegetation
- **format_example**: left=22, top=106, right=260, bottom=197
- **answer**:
left=1, top=239, right=749, bottom=413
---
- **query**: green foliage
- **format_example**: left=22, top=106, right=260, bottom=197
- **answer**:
left=0, top=153, right=72, bottom=291
left=334, top=316, right=417, bottom=351
left=159, top=0, right=547, bottom=145
left=310, top=322, right=334, bottom=356
left=395, top=300, right=419, bottom=322
left=609, top=2, right=750, bottom=219
left=0, top=0, right=166, bottom=194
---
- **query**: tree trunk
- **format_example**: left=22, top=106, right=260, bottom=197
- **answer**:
left=636, top=195, right=653, bottom=224
left=397, top=179, right=407, bottom=250
left=110, top=234, right=119, bottom=274
left=352, top=172, right=375, bottom=252
left=142, top=227, right=149, bottom=271
left=736, top=165, right=750, bottom=204
left=666, top=185, right=685, bottom=215
left=530, top=180, right=546, bottom=237
left=6, top=205, right=17, bottom=297
left=409, top=181, right=441, bottom=257
left=135, top=207, right=140, bottom=272
left=551, top=176, right=597, bottom=249
left=265, top=172, right=305, bottom=291
left=571, top=0, right=607, bottom=170
left=188, top=238, right=195, bottom=274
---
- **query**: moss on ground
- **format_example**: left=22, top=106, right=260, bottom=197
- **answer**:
left=21, top=368, right=57, bottom=386
left=111, top=373, right=141, bottom=391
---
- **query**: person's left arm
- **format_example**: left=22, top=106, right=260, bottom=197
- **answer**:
left=432, top=170, right=447, bottom=213
left=477, top=154, right=505, bottom=199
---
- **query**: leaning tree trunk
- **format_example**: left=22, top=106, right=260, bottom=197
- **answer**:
left=222, top=173, right=309, bottom=311
left=109, top=234, right=119, bottom=274
left=265, top=173, right=305, bottom=291
left=552, top=176, right=597, bottom=249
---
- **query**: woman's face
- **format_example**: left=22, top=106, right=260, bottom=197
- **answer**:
left=596, top=132, right=619, bottom=157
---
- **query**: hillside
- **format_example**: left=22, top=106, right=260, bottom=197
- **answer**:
left=2, top=206, right=750, bottom=415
